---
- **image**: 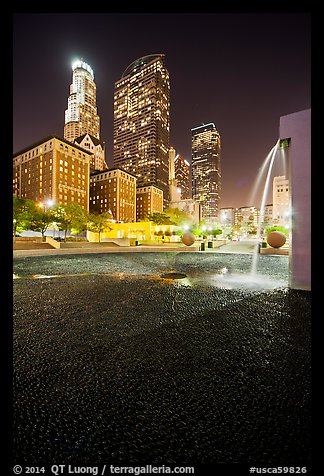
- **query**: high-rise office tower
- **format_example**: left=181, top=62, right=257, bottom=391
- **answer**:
left=191, top=123, right=221, bottom=221
left=64, top=59, right=100, bottom=143
left=168, top=147, right=181, bottom=203
left=113, top=54, right=170, bottom=207
left=175, top=153, right=190, bottom=199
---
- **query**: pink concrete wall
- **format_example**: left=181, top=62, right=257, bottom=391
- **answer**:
left=280, top=108, right=311, bottom=290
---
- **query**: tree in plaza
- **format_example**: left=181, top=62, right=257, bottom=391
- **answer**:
left=210, top=225, right=223, bottom=238
left=53, top=203, right=88, bottom=241
left=164, top=207, right=194, bottom=227
left=265, top=225, right=289, bottom=236
left=86, top=211, right=113, bottom=242
left=146, top=212, right=173, bottom=225
left=220, top=224, right=234, bottom=240
left=29, top=203, right=56, bottom=242
left=191, top=222, right=203, bottom=237
left=13, top=196, right=35, bottom=241
left=241, top=220, right=257, bottom=236
left=188, top=220, right=209, bottom=237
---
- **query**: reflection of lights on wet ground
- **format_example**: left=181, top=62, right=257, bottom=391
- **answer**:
left=174, top=277, right=192, bottom=287
left=13, top=268, right=287, bottom=291
left=175, top=271, right=287, bottom=291
left=209, top=273, right=286, bottom=290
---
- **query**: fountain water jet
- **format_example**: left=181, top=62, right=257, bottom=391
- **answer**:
left=250, top=139, right=280, bottom=276
left=248, top=143, right=278, bottom=210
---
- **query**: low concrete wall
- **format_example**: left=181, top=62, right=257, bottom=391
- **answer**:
left=100, top=238, right=130, bottom=246
left=15, top=236, right=43, bottom=242
left=260, top=247, right=288, bottom=255
left=45, top=236, right=60, bottom=249
left=58, top=241, right=122, bottom=248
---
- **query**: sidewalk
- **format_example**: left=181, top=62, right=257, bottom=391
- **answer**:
left=13, top=243, right=201, bottom=257
left=13, top=240, right=258, bottom=258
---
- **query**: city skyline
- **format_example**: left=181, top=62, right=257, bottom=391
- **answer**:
left=13, top=12, right=311, bottom=208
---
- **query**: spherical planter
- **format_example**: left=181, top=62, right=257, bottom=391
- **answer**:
left=267, top=231, right=286, bottom=248
left=181, top=232, right=195, bottom=246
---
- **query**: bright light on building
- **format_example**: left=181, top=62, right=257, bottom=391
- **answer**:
left=72, top=59, right=94, bottom=79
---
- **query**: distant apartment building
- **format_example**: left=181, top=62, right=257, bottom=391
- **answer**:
left=219, top=207, right=235, bottom=226
left=272, top=176, right=290, bottom=227
left=169, top=198, right=201, bottom=223
left=136, top=185, right=164, bottom=221
left=234, top=206, right=260, bottom=228
left=191, top=123, right=221, bottom=222
left=263, top=204, right=273, bottom=225
left=113, top=54, right=170, bottom=207
left=74, top=133, right=106, bottom=172
left=13, top=134, right=91, bottom=210
left=89, top=168, right=137, bottom=222
left=64, top=59, right=100, bottom=142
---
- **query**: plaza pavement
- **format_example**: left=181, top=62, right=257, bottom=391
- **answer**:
left=12, top=249, right=311, bottom=469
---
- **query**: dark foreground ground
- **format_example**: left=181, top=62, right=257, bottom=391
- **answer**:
left=12, top=252, right=311, bottom=468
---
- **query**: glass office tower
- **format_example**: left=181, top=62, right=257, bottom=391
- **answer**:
left=191, top=123, right=221, bottom=222
left=113, top=54, right=170, bottom=207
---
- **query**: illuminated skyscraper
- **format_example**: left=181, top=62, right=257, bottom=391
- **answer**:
left=191, top=123, right=221, bottom=221
left=168, top=147, right=190, bottom=201
left=64, top=59, right=100, bottom=143
left=175, top=153, right=190, bottom=199
left=113, top=54, right=170, bottom=207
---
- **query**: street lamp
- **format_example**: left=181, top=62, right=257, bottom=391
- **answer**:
left=38, top=199, right=54, bottom=212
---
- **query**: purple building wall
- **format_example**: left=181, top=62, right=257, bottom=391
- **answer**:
left=280, top=108, right=311, bottom=290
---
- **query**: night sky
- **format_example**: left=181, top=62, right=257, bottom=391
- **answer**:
left=13, top=12, right=311, bottom=208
